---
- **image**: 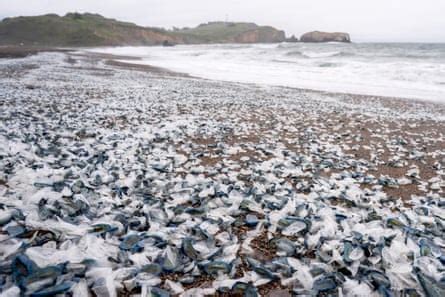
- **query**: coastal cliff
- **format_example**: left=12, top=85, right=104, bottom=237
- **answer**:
left=0, top=14, right=286, bottom=46
left=0, top=13, right=351, bottom=46
left=172, top=22, right=285, bottom=44
left=300, top=31, right=351, bottom=43
left=234, top=27, right=285, bottom=43
left=0, top=13, right=182, bottom=46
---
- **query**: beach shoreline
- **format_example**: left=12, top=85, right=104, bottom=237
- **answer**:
left=2, top=45, right=445, bottom=107
left=85, top=47, right=445, bottom=108
left=0, top=45, right=72, bottom=58
left=0, top=50, right=444, bottom=296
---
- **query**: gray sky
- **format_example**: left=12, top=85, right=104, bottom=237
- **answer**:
left=1, top=0, right=445, bottom=42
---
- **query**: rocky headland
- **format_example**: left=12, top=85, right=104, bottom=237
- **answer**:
left=0, top=14, right=286, bottom=46
left=300, top=31, right=351, bottom=43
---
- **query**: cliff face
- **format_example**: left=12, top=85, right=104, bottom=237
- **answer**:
left=112, top=28, right=181, bottom=46
left=300, top=31, right=351, bottom=43
left=234, top=28, right=285, bottom=43
left=172, top=22, right=286, bottom=44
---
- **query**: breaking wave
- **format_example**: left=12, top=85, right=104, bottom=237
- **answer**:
left=286, top=50, right=355, bottom=58
left=89, top=42, right=445, bottom=102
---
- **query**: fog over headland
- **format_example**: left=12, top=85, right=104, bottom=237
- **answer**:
left=1, top=0, right=445, bottom=42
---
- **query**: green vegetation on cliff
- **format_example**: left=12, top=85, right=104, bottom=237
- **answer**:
left=172, top=22, right=285, bottom=43
left=0, top=13, right=286, bottom=46
left=0, top=13, right=177, bottom=46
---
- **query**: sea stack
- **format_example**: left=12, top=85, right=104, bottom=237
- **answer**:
left=300, top=31, right=351, bottom=43
left=285, top=35, right=299, bottom=42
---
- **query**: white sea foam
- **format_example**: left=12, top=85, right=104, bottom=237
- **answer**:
left=88, top=43, right=445, bottom=102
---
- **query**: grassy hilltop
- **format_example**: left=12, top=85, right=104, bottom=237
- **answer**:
left=0, top=13, right=286, bottom=46
left=172, top=21, right=285, bottom=43
left=0, top=13, right=179, bottom=46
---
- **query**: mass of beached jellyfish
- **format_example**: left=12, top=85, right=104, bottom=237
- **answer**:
left=0, top=52, right=444, bottom=296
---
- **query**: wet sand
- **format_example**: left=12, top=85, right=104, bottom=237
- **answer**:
left=0, top=45, right=71, bottom=58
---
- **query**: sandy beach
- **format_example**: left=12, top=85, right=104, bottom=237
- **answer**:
left=0, top=50, right=444, bottom=296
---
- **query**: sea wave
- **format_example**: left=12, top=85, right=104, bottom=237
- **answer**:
left=301, top=51, right=355, bottom=58
left=285, top=50, right=355, bottom=58
left=188, top=52, right=205, bottom=57
left=285, top=50, right=304, bottom=57
left=89, top=43, right=445, bottom=101
left=271, top=59, right=299, bottom=64
left=318, top=62, right=338, bottom=67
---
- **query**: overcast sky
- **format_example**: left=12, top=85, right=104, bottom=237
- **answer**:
left=1, top=0, right=445, bottom=42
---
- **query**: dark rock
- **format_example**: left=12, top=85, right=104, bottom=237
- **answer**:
left=300, top=31, right=351, bottom=43
left=285, top=35, right=299, bottom=42
left=163, top=40, right=175, bottom=47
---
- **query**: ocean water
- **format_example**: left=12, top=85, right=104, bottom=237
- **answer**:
left=89, top=43, right=445, bottom=102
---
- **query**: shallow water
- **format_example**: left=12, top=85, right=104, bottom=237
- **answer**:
left=89, top=43, right=445, bottom=102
